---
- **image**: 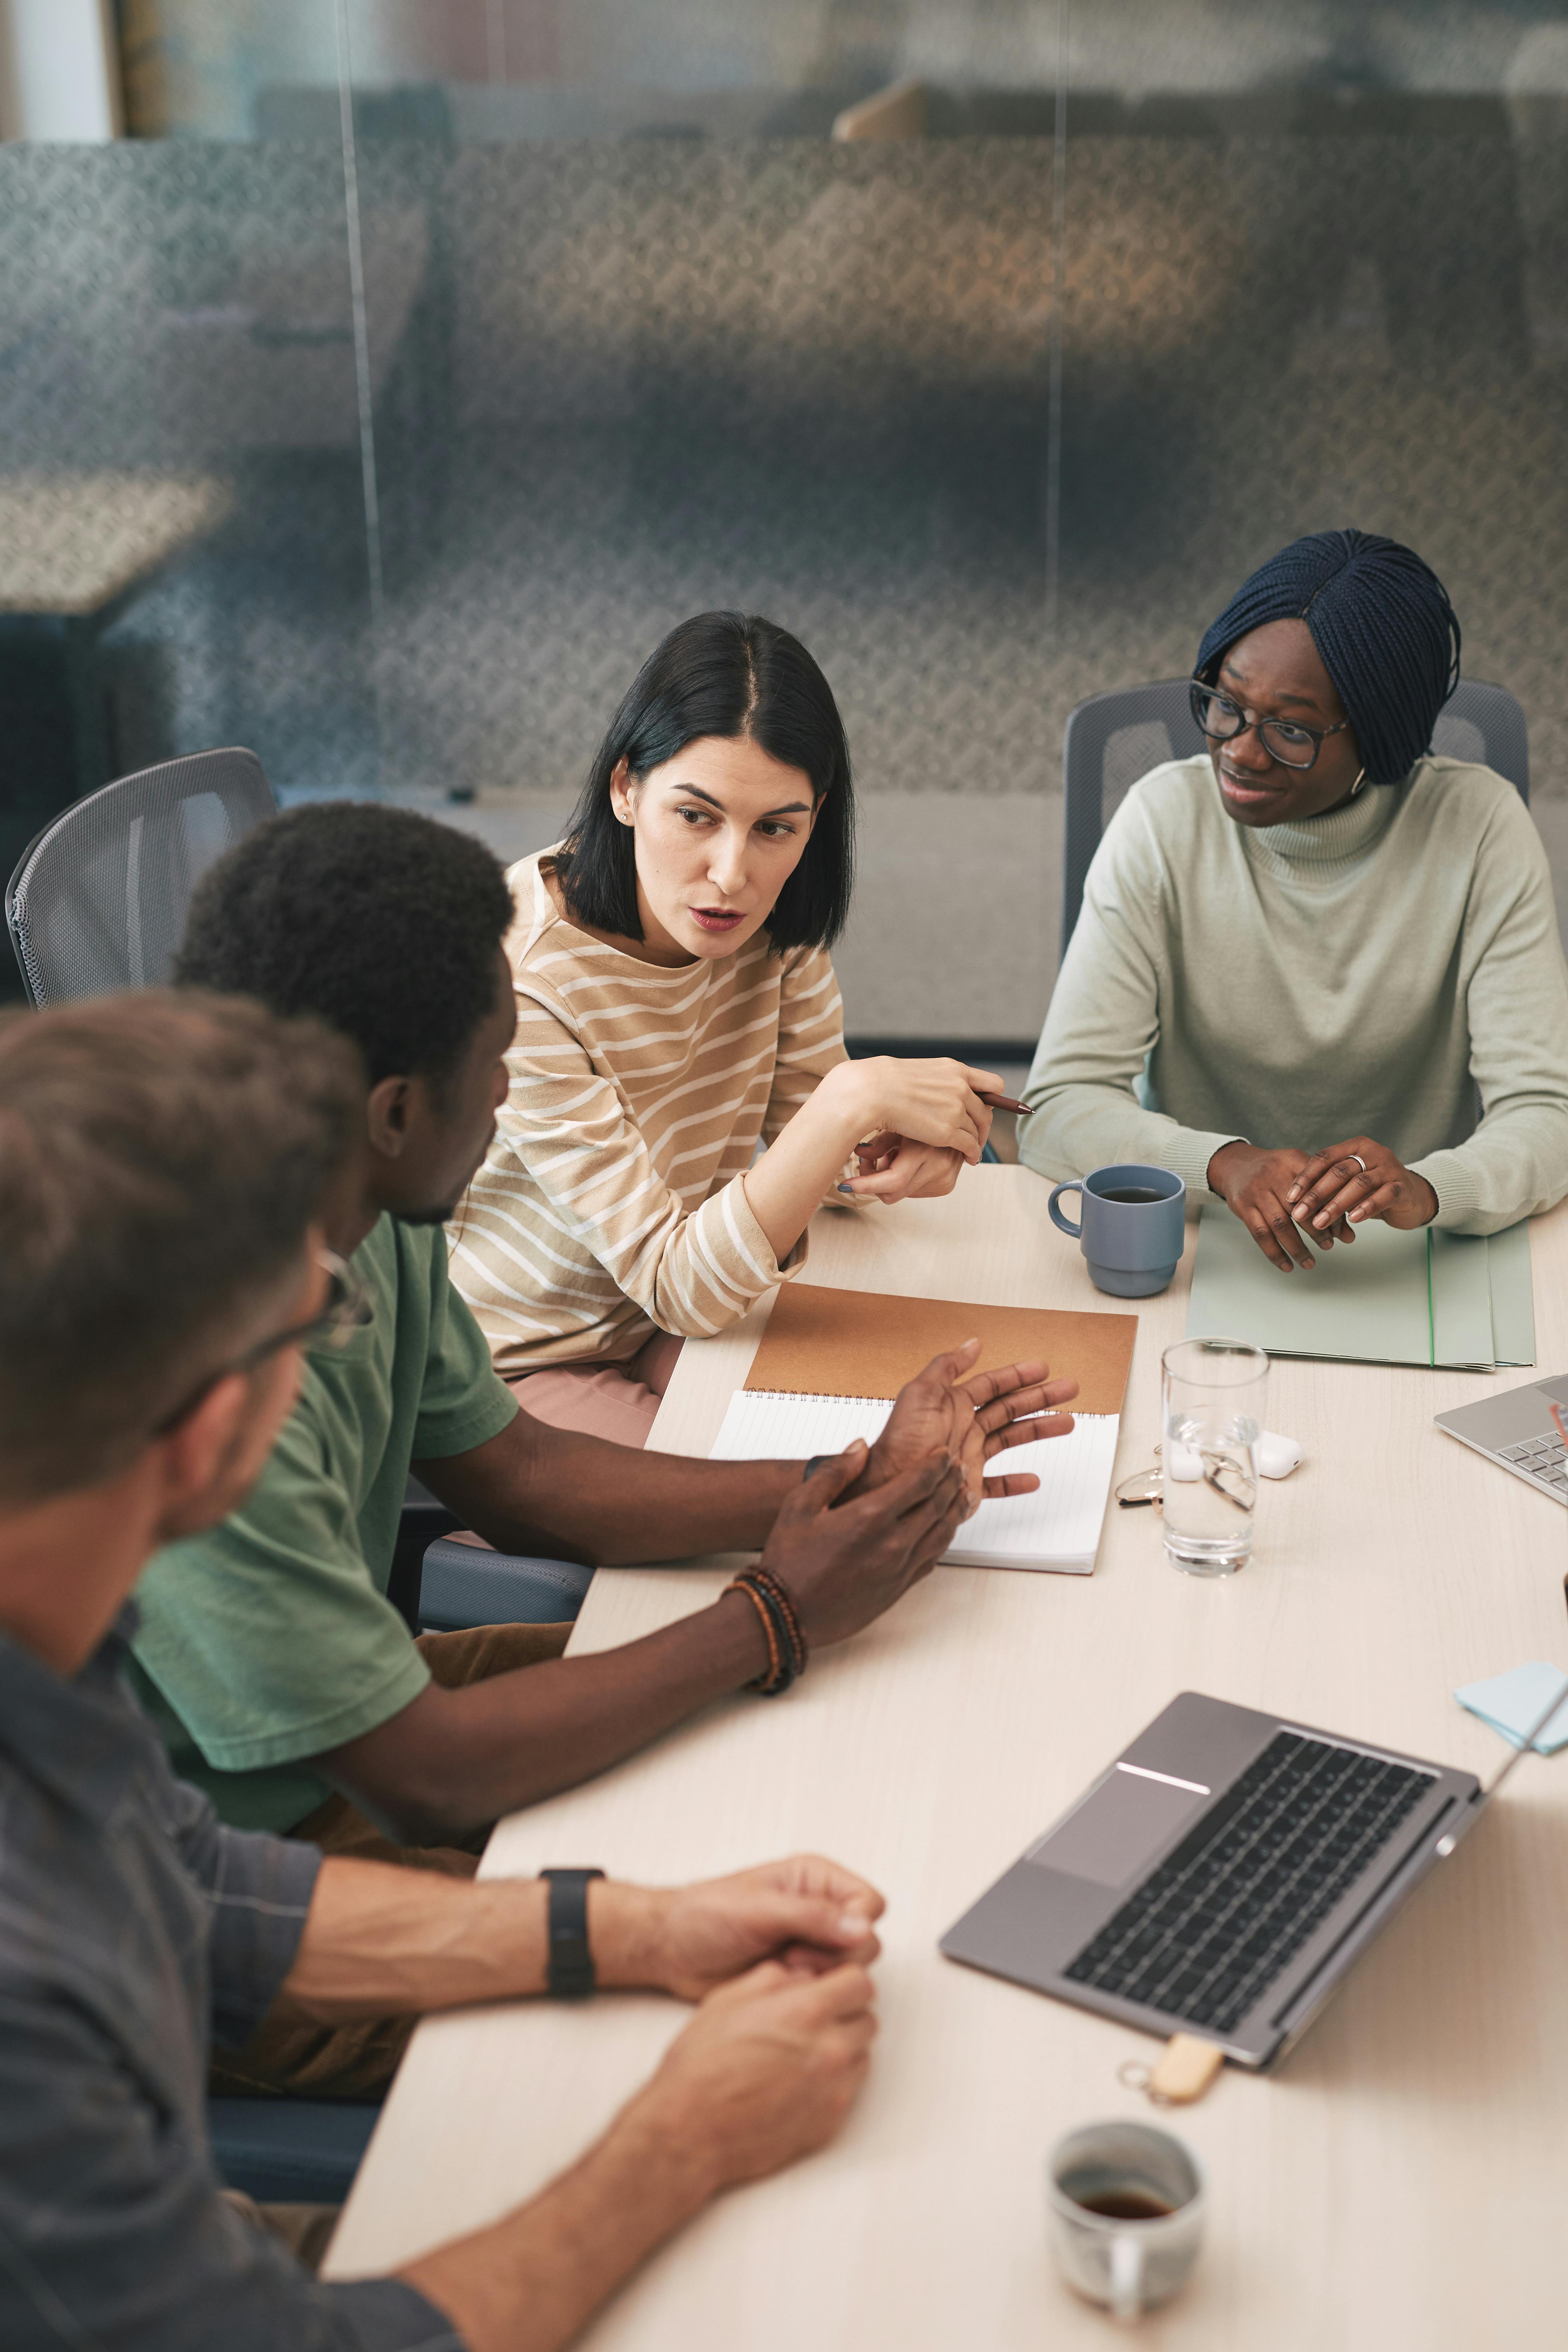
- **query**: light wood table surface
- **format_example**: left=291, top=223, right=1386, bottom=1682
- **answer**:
left=328, top=1166, right=1568, bottom=2347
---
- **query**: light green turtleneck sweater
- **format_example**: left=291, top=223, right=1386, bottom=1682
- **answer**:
left=1019, top=756, right=1568, bottom=1232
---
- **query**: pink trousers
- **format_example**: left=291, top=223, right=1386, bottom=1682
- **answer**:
left=506, top=1330, right=685, bottom=1449
left=444, top=1334, right=686, bottom=1557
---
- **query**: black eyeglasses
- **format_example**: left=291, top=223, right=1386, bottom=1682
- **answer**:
left=1189, top=679, right=1350, bottom=773
left=153, top=1250, right=373, bottom=1436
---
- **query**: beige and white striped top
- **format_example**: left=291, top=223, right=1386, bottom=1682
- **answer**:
left=449, top=848, right=854, bottom=1375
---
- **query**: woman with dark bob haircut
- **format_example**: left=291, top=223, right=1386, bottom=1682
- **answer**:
left=452, top=611, right=1009, bottom=1440
left=1021, top=529, right=1568, bottom=1270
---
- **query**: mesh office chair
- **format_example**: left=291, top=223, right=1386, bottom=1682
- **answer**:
left=417, top=1536, right=595, bottom=1631
left=6, top=748, right=279, bottom=1005
left=210, top=2098, right=382, bottom=2205
left=1060, top=676, right=1531, bottom=960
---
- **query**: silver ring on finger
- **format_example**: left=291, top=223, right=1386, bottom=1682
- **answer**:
left=1347, top=1155, right=1368, bottom=1175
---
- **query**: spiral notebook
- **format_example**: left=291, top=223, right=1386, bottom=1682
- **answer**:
left=709, top=1284, right=1138, bottom=1574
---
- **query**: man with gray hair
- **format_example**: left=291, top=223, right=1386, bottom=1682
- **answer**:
left=0, top=990, right=885, bottom=2350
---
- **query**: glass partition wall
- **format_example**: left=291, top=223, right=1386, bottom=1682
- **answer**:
left=6, top=2, right=1568, bottom=1035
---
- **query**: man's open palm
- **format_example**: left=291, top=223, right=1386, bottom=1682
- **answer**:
left=863, top=1341, right=1077, bottom=1514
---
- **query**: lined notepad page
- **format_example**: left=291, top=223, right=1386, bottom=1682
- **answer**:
left=710, top=1392, right=1121, bottom=1574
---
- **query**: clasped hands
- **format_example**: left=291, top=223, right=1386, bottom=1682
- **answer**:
left=1207, top=1136, right=1439, bottom=1273
left=578, top=1856, right=886, bottom=2197
left=595, top=1853, right=883, bottom=1999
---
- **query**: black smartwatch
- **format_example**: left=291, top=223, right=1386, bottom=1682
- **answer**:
left=540, top=1868, right=605, bottom=1999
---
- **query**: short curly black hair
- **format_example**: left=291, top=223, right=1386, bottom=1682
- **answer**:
left=176, top=803, right=514, bottom=1088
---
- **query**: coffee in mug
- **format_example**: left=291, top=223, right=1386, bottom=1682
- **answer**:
left=1046, top=2120, right=1205, bottom=2320
left=1073, top=2186, right=1176, bottom=2221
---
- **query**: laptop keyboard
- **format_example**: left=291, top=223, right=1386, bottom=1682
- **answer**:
left=1063, top=1733, right=1433, bottom=2036
left=1496, top=1434, right=1568, bottom=1495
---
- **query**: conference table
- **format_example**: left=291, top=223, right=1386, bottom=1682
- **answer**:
left=327, top=1166, right=1568, bottom=2346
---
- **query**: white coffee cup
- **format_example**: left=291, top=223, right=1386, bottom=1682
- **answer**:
left=1046, top=2119, right=1206, bottom=2320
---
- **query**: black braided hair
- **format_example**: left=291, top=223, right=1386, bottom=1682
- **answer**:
left=1195, top=530, right=1462, bottom=785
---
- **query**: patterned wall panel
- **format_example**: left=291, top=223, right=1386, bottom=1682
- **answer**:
left=6, top=47, right=1568, bottom=892
left=352, top=100, right=1568, bottom=807
left=0, top=139, right=378, bottom=845
left=1054, top=97, right=1568, bottom=798
left=358, top=136, right=1056, bottom=800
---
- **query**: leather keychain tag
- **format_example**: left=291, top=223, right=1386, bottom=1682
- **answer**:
left=1119, top=2034, right=1225, bottom=2106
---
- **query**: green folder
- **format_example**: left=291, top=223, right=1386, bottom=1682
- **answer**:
left=1486, top=1217, right=1537, bottom=1367
left=1185, top=1207, right=1535, bottom=1371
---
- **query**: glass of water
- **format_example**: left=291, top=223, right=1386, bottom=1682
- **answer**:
left=1161, top=1337, right=1269, bottom=1575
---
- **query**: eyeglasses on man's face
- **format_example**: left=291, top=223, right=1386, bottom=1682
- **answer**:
left=152, top=1250, right=372, bottom=1436
left=1189, top=679, right=1350, bottom=773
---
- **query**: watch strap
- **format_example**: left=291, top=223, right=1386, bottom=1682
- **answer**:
left=540, top=1867, right=605, bottom=1999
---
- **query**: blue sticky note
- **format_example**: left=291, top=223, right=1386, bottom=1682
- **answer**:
left=1455, top=1661, right=1568, bottom=1755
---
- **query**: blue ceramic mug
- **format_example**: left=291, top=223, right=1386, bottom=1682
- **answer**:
left=1047, top=1163, right=1186, bottom=1297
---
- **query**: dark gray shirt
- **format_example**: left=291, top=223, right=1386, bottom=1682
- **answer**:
left=0, top=1607, right=461, bottom=2350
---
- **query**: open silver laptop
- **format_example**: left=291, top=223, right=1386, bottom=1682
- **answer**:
left=1436, top=1372, right=1568, bottom=1500
left=940, top=1685, right=1548, bottom=2069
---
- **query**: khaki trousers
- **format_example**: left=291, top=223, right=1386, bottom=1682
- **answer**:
left=211, top=1619, right=572, bottom=2102
left=221, top=2190, right=342, bottom=2273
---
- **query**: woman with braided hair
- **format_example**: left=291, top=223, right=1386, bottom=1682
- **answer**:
left=1020, top=530, right=1568, bottom=1270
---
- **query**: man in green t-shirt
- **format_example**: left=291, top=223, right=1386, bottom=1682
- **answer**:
left=132, top=806, right=1073, bottom=2091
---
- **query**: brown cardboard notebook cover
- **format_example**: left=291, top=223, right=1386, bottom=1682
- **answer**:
left=743, top=1284, right=1136, bottom=1416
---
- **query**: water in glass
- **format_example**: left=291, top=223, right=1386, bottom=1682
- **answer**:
left=1161, top=1338, right=1269, bottom=1575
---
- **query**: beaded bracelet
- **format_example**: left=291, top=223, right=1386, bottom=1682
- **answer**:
left=726, top=1566, right=807, bottom=1696
left=747, top=1565, right=808, bottom=1678
left=728, top=1576, right=788, bottom=1694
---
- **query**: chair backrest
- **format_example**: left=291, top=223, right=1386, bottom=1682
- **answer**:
left=1060, top=677, right=1531, bottom=960
left=1061, top=680, right=1204, bottom=964
left=5, top=749, right=277, bottom=1008
left=1429, top=678, right=1530, bottom=802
